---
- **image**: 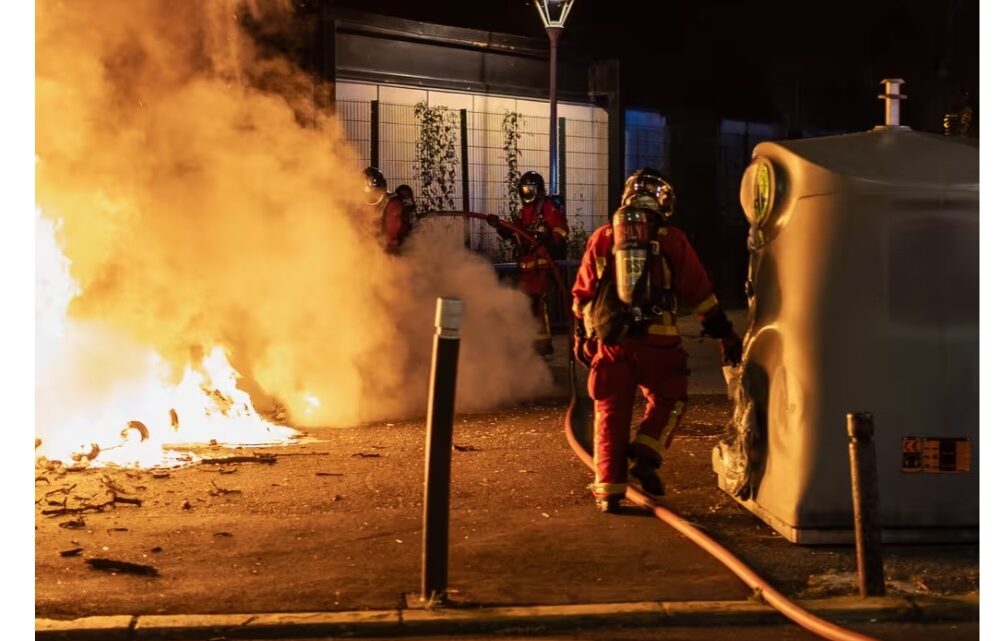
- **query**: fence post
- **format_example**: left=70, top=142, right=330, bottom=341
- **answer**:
left=558, top=117, right=567, bottom=203
left=421, top=298, right=463, bottom=604
left=370, top=100, right=379, bottom=168
left=460, top=109, right=471, bottom=249
left=847, top=411, right=886, bottom=597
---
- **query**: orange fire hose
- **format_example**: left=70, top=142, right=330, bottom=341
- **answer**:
left=562, top=421, right=881, bottom=641
left=429, top=210, right=880, bottom=641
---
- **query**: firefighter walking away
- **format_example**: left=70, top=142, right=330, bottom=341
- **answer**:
left=571, top=167, right=743, bottom=513
left=487, top=171, right=568, bottom=356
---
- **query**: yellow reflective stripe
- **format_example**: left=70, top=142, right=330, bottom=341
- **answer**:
left=661, top=256, right=672, bottom=289
left=647, top=324, right=679, bottom=336
left=572, top=300, right=584, bottom=317
left=595, top=257, right=607, bottom=278
left=536, top=258, right=550, bottom=265
left=633, top=432, right=663, bottom=455
left=593, top=481, right=627, bottom=496
left=658, top=400, right=686, bottom=445
left=693, top=294, right=719, bottom=316
left=519, top=260, right=535, bottom=269
left=553, top=227, right=568, bottom=237
left=657, top=227, right=669, bottom=236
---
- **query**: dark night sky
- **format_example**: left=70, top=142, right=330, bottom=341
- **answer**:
left=308, top=0, right=978, bottom=133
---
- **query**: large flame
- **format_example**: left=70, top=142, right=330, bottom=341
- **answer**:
left=36, top=208, right=295, bottom=467
left=35, top=0, right=553, bottom=468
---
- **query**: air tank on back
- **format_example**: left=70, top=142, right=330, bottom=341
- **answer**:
left=713, top=80, right=978, bottom=544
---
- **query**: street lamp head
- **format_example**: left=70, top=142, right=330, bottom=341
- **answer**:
left=533, top=0, right=575, bottom=29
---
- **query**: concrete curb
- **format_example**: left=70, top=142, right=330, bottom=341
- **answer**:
left=36, top=594, right=979, bottom=639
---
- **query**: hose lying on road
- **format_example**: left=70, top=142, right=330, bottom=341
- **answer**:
left=562, top=412, right=882, bottom=641
left=430, top=209, right=880, bottom=640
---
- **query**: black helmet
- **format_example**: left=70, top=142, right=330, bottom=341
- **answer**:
left=394, top=184, right=415, bottom=206
left=517, top=171, right=546, bottom=204
left=621, top=167, right=675, bottom=219
left=363, top=167, right=387, bottom=205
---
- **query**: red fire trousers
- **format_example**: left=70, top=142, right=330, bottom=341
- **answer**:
left=587, top=338, right=689, bottom=498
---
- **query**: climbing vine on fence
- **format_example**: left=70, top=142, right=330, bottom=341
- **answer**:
left=501, top=110, right=523, bottom=219
left=492, top=110, right=524, bottom=261
left=413, top=101, right=459, bottom=216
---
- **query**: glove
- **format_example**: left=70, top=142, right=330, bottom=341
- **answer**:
left=719, top=332, right=743, bottom=367
left=487, top=214, right=514, bottom=240
left=700, top=309, right=734, bottom=339
left=573, top=321, right=595, bottom=367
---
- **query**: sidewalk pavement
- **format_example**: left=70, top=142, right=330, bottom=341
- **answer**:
left=36, top=593, right=979, bottom=640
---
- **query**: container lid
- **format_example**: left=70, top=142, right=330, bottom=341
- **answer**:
left=769, top=129, right=978, bottom=187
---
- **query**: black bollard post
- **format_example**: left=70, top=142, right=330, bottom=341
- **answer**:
left=421, top=297, right=463, bottom=604
left=847, top=412, right=886, bottom=597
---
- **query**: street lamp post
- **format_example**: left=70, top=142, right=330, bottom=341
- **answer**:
left=533, top=0, right=575, bottom=195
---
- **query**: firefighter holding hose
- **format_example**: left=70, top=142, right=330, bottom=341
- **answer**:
left=571, top=167, right=743, bottom=513
left=486, top=171, right=568, bottom=355
left=363, top=167, right=414, bottom=254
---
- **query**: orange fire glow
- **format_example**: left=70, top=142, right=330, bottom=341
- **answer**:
left=36, top=208, right=295, bottom=467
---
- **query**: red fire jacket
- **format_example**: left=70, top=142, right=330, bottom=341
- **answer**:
left=571, top=223, right=720, bottom=345
left=516, top=198, right=568, bottom=268
left=381, top=195, right=412, bottom=253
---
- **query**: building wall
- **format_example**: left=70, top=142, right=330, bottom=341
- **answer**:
left=334, top=81, right=609, bottom=258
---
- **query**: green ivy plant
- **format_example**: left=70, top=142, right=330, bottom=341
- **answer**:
left=493, top=110, right=524, bottom=262
left=501, top=110, right=523, bottom=219
left=413, top=101, right=459, bottom=216
left=567, top=219, right=590, bottom=260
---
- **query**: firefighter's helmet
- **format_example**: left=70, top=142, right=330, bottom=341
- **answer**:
left=621, top=167, right=675, bottom=219
left=518, top=171, right=546, bottom=204
left=363, top=167, right=387, bottom=206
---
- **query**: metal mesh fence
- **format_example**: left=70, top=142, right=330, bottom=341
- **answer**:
left=334, top=99, right=608, bottom=260
left=336, top=99, right=371, bottom=167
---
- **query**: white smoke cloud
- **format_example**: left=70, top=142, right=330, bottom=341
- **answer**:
left=35, top=0, right=552, bottom=432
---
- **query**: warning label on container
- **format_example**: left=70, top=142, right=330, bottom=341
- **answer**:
left=901, top=437, right=971, bottom=473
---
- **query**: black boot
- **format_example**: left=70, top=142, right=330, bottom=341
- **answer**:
left=629, top=456, right=665, bottom=499
left=595, top=494, right=622, bottom=513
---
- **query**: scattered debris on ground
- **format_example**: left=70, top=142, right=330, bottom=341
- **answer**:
left=200, top=454, right=276, bottom=465
left=351, top=453, right=381, bottom=458
left=454, top=444, right=480, bottom=452
left=209, top=481, right=241, bottom=496
left=58, top=517, right=86, bottom=529
left=60, top=548, right=83, bottom=557
left=86, top=558, right=160, bottom=577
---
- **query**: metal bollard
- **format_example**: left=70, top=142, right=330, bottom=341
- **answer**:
left=420, top=298, right=463, bottom=603
left=847, top=412, right=886, bottom=597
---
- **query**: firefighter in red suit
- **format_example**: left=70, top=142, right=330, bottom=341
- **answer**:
left=486, top=171, right=568, bottom=355
left=571, top=167, right=743, bottom=513
left=363, top=167, right=413, bottom=254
